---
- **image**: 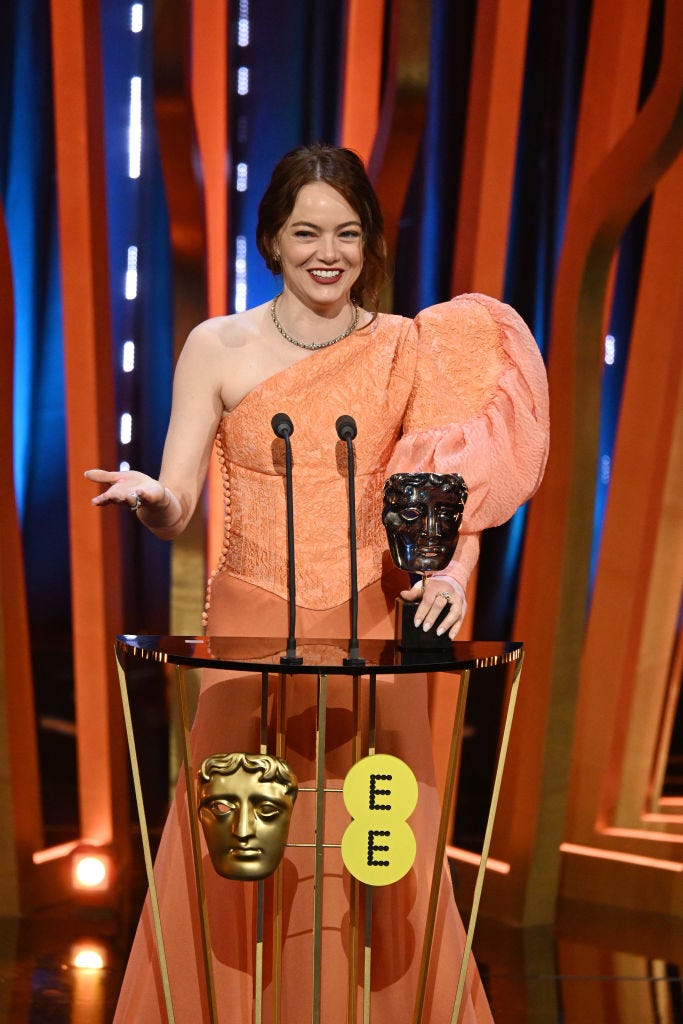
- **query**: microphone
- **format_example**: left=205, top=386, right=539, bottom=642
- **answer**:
left=271, top=412, right=302, bottom=664
left=335, top=415, right=357, bottom=442
left=271, top=412, right=293, bottom=439
left=335, top=415, right=365, bottom=666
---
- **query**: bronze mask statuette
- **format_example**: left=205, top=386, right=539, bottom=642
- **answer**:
left=198, top=753, right=298, bottom=881
left=382, top=472, right=468, bottom=648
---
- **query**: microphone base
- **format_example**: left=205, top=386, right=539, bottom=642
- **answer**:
left=280, top=646, right=304, bottom=665
left=343, top=650, right=366, bottom=667
left=394, top=597, right=452, bottom=651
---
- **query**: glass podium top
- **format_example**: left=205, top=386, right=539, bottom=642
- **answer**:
left=116, top=634, right=523, bottom=674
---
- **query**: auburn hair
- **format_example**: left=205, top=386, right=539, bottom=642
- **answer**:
left=256, top=144, right=387, bottom=312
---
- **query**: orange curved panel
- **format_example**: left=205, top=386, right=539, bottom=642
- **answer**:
left=191, top=0, right=228, bottom=319
left=50, top=0, right=128, bottom=849
left=451, top=0, right=531, bottom=298
left=0, top=200, right=43, bottom=913
left=340, top=0, right=385, bottom=164
left=561, top=149, right=683, bottom=917
left=191, top=0, right=229, bottom=581
left=371, top=1, right=430, bottom=261
left=455, top=0, right=683, bottom=925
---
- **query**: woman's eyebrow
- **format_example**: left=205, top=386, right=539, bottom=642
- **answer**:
left=289, top=219, right=362, bottom=229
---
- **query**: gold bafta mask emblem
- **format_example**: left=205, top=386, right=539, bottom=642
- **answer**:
left=198, top=753, right=298, bottom=881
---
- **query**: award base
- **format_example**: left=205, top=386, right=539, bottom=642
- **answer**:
left=394, top=596, right=452, bottom=650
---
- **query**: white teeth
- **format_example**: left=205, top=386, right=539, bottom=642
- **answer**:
left=310, top=269, right=340, bottom=278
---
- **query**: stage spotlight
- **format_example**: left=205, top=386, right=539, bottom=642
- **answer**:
left=71, top=944, right=106, bottom=971
left=70, top=943, right=108, bottom=1016
left=71, top=846, right=114, bottom=893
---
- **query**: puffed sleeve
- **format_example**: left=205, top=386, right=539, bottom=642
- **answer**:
left=386, top=292, right=549, bottom=534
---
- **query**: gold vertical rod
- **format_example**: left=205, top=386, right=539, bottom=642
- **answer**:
left=649, top=625, right=683, bottom=811
left=347, top=674, right=362, bottom=1023
left=367, top=672, right=377, bottom=756
left=413, top=669, right=470, bottom=1024
left=363, top=672, right=378, bottom=1024
left=175, top=664, right=219, bottom=1024
left=254, top=879, right=264, bottom=1024
left=450, top=654, right=524, bottom=1024
left=272, top=673, right=287, bottom=1024
left=312, top=672, right=328, bottom=1024
left=363, top=887, right=372, bottom=1024
left=254, top=670, right=269, bottom=1024
left=115, top=656, right=176, bottom=1023
left=277, top=672, right=287, bottom=758
left=260, top=669, right=269, bottom=754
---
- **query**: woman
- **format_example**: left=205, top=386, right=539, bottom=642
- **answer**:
left=87, top=144, right=549, bottom=1022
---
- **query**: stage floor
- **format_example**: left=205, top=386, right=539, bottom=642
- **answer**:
left=0, top=879, right=679, bottom=1023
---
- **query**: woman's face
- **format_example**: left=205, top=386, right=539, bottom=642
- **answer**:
left=277, top=181, right=364, bottom=312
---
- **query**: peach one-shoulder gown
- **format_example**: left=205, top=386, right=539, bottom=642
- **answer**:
left=114, top=294, right=549, bottom=1023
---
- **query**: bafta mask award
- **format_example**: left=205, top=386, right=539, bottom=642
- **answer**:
left=198, top=753, right=298, bottom=881
left=382, top=472, right=468, bottom=649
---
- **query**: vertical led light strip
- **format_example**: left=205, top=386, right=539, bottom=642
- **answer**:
left=122, top=340, right=135, bottom=372
left=235, top=235, right=247, bottom=313
left=124, top=245, right=138, bottom=299
left=130, top=3, right=143, bottom=33
left=600, top=332, right=617, bottom=486
left=237, top=5, right=250, bottom=46
left=120, top=413, right=132, bottom=445
left=119, top=4, right=144, bottom=469
left=235, top=162, right=248, bottom=192
left=233, top=1, right=250, bottom=313
left=128, top=76, right=142, bottom=179
left=237, top=66, right=249, bottom=95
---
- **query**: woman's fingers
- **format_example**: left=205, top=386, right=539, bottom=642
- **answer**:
left=84, top=468, right=120, bottom=485
left=399, top=579, right=467, bottom=640
left=84, top=469, right=165, bottom=508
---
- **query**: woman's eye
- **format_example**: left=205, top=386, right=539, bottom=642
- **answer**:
left=294, top=230, right=315, bottom=239
left=340, top=230, right=361, bottom=240
left=400, top=508, right=422, bottom=522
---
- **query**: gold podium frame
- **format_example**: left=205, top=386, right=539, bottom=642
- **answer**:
left=115, top=636, right=523, bottom=1024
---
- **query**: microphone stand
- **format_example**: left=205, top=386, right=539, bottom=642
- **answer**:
left=271, top=413, right=303, bottom=665
left=336, top=415, right=365, bottom=666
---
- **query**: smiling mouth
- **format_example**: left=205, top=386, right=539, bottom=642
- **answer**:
left=308, top=269, right=342, bottom=282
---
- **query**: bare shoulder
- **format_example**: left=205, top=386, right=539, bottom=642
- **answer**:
left=176, top=303, right=276, bottom=410
left=177, top=305, right=270, bottom=369
left=185, top=304, right=270, bottom=350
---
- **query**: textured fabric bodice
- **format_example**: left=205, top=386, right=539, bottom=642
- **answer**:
left=206, top=293, right=549, bottom=612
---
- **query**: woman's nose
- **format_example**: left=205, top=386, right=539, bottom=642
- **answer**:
left=316, top=234, right=338, bottom=262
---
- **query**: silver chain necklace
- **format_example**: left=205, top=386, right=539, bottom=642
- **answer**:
left=270, top=293, right=359, bottom=351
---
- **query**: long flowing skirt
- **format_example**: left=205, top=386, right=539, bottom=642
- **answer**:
left=114, top=571, right=493, bottom=1023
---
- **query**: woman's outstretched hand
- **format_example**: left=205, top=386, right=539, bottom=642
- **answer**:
left=400, top=576, right=467, bottom=640
left=84, top=468, right=167, bottom=511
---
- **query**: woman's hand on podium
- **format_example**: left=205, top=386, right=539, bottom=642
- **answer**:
left=400, top=576, right=467, bottom=640
left=85, top=468, right=167, bottom=511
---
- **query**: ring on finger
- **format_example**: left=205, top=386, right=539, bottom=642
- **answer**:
left=437, top=590, right=452, bottom=602
left=129, top=491, right=143, bottom=512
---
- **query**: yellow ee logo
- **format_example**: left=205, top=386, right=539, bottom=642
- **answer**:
left=341, top=754, right=418, bottom=885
